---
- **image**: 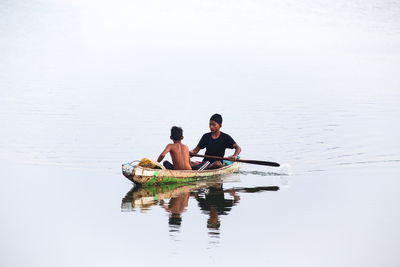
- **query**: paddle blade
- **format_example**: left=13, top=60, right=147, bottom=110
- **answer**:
left=240, top=160, right=280, bottom=167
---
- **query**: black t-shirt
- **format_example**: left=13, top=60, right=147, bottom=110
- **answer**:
left=197, top=132, right=236, bottom=163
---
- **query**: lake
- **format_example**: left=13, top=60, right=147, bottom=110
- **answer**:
left=1, top=0, right=399, bottom=266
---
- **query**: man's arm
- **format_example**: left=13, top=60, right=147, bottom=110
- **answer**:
left=190, top=134, right=206, bottom=156
left=189, top=146, right=200, bottom=156
left=228, top=143, right=242, bottom=160
left=157, top=144, right=171, bottom=162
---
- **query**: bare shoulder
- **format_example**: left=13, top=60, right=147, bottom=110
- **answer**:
left=164, top=143, right=173, bottom=150
left=169, top=143, right=179, bottom=151
left=182, top=144, right=190, bottom=151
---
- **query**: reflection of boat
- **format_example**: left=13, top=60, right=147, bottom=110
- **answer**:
left=122, top=161, right=240, bottom=185
left=122, top=181, right=280, bottom=236
left=121, top=182, right=212, bottom=211
left=121, top=181, right=279, bottom=212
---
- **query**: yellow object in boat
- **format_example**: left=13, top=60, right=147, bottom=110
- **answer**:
left=138, top=158, right=165, bottom=169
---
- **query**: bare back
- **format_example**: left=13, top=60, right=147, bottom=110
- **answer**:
left=169, top=143, right=192, bottom=170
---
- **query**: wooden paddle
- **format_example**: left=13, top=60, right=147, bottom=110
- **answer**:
left=190, top=154, right=280, bottom=167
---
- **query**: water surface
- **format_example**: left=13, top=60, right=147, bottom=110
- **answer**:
left=1, top=0, right=399, bottom=266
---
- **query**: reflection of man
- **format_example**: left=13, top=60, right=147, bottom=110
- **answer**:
left=160, top=192, right=190, bottom=227
left=193, top=184, right=240, bottom=230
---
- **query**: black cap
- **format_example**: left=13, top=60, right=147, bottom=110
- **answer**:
left=210, top=114, right=222, bottom=125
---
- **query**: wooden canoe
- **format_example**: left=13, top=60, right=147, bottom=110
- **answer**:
left=122, top=161, right=240, bottom=185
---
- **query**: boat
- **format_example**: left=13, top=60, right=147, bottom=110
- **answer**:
left=122, top=161, right=240, bottom=185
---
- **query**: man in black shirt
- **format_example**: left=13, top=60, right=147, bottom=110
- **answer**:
left=190, top=114, right=241, bottom=170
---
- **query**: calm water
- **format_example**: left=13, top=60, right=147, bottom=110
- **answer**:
left=1, top=0, right=400, bottom=266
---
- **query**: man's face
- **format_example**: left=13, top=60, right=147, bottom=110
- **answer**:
left=209, top=120, right=221, bottom=132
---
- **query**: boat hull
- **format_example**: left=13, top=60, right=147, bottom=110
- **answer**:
left=122, top=162, right=240, bottom=185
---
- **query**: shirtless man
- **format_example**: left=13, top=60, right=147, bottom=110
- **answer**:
left=157, top=126, right=192, bottom=170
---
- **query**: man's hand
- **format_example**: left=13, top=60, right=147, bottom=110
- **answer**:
left=190, top=147, right=200, bottom=157
left=227, top=155, right=238, bottom=161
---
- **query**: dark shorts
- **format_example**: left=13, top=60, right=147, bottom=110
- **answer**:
left=163, top=161, right=174, bottom=170
left=163, top=160, right=195, bottom=170
left=191, top=161, right=211, bottom=170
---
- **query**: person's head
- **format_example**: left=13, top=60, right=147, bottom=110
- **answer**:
left=170, top=126, right=183, bottom=141
left=209, top=113, right=222, bottom=133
